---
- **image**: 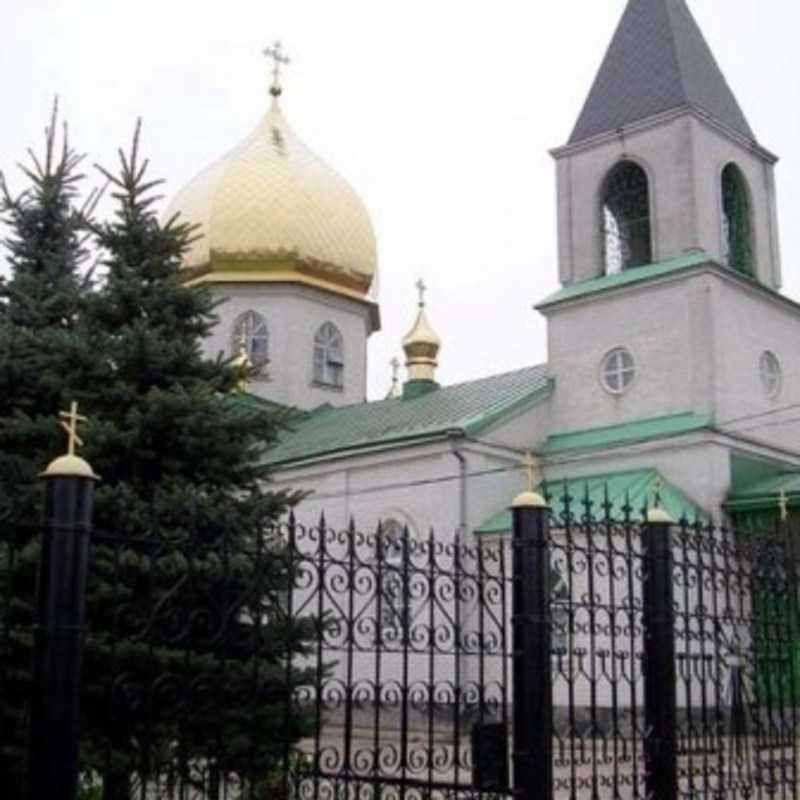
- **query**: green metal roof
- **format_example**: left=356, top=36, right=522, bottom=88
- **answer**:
left=224, top=390, right=301, bottom=419
left=260, top=364, right=552, bottom=467
left=541, top=411, right=713, bottom=455
left=726, top=472, right=800, bottom=513
left=536, top=252, right=712, bottom=309
left=476, top=468, right=705, bottom=534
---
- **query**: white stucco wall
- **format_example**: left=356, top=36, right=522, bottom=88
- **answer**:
left=271, top=437, right=531, bottom=546
left=709, top=277, right=800, bottom=453
left=544, top=274, right=704, bottom=435
left=203, top=282, right=373, bottom=409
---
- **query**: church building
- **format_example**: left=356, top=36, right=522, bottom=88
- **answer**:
left=165, top=0, right=800, bottom=542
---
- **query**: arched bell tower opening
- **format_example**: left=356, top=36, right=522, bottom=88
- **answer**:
left=721, top=163, right=754, bottom=277
left=601, top=160, right=652, bottom=274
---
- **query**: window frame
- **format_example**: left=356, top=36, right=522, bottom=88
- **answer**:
left=377, top=519, right=410, bottom=638
left=313, top=322, right=345, bottom=388
left=232, top=310, right=270, bottom=371
left=601, top=160, right=653, bottom=274
left=759, top=350, right=782, bottom=399
left=721, top=163, right=754, bottom=277
left=600, top=347, right=636, bottom=395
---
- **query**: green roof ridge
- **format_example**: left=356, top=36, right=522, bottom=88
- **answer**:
left=541, top=411, right=713, bottom=455
left=537, top=252, right=712, bottom=308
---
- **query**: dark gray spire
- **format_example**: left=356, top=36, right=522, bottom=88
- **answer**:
left=569, top=0, right=754, bottom=144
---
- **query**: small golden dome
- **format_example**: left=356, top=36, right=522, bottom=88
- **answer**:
left=402, top=280, right=441, bottom=384
left=164, top=98, right=377, bottom=300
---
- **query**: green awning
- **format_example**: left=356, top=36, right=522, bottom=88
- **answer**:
left=540, top=412, right=712, bottom=455
left=475, top=468, right=706, bottom=535
left=726, top=472, right=800, bottom=513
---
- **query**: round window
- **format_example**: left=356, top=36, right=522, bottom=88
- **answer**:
left=601, top=348, right=635, bottom=394
left=760, top=351, right=782, bottom=399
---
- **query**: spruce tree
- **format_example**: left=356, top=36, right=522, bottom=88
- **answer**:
left=0, top=104, right=98, bottom=794
left=0, top=116, right=316, bottom=799
left=0, top=101, right=98, bottom=511
left=79, top=124, right=314, bottom=799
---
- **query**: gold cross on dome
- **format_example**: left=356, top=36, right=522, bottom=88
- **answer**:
left=521, top=451, right=540, bottom=493
left=390, top=356, right=400, bottom=383
left=779, top=489, right=790, bottom=522
left=415, top=278, right=427, bottom=308
left=263, top=40, right=291, bottom=96
left=59, top=401, right=87, bottom=457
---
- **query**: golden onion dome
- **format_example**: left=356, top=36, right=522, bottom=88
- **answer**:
left=164, top=97, right=377, bottom=300
left=402, top=281, right=441, bottom=385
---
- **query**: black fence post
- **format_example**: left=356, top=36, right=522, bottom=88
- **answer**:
left=642, top=508, right=678, bottom=800
left=511, top=489, right=552, bottom=800
left=27, top=444, right=97, bottom=800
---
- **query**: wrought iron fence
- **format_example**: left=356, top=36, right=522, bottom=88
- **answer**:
left=542, top=495, right=800, bottom=800
left=80, top=516, right=513, bottom=800
left=1, top=480, right=800, bottom=800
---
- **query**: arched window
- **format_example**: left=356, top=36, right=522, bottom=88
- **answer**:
left=601, top=161, right=652, bottom=273
left=721, top=163, right=753, bottom=276
left=378, top=519, right=408, bottom=636
left=232, top=311, right=269, bottom=368
left=313, top=322, right=344, bottom=387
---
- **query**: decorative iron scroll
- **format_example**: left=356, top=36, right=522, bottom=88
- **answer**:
left=34, top=516, right=514, bottom=799
left=1, top=492, right=799, bottom=799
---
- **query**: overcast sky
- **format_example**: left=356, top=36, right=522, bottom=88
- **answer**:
left=3, top=0, right=800, bottom=400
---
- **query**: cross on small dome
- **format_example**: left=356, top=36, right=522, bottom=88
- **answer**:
left=415, top=278, right=427, bottom=308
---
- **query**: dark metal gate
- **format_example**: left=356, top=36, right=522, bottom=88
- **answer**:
left=1, top=472, right=800, bottom=799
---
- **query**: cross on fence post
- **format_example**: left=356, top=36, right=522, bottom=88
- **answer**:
left=27, top=403, right=98, bottom=800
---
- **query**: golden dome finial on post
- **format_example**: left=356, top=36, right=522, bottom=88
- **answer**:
left=263, top=40, right=291, bottom=99
left=41, top=401, right=99, bottom=480
left=402, top=279, right=441, bottom=397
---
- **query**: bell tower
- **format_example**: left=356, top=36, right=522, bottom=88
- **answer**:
left=538, top=0, right=800, bottom=462
left=550, top=0, right=781, bottom=289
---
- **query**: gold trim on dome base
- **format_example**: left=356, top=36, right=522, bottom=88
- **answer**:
left=185, top=267, right=370, bottom=303
left=202, top=253, right=372, bottom=295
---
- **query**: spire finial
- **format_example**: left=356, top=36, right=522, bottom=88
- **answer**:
left=779, top=489, right=789, bottom=522
left=263, top=40, right=291, bottom=98
left=59, top=401, right=87, bottom=457
left=521, top=451, right=540, bottom=494
left=653, top=475, right=663, bottom=509
left=415, top=278, right=427, bottom=308
left=386, top=356, right=402, bottom=399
